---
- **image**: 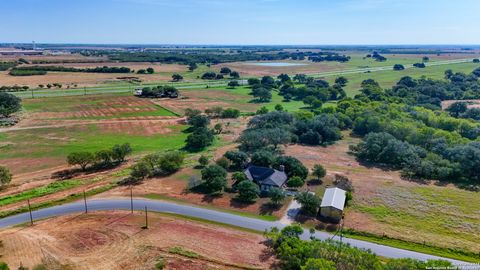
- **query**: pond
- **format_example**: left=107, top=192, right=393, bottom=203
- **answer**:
left=245, top=62, right=308, bottom=67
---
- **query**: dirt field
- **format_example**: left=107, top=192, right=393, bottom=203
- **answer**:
left=441, top=99, right=480, bottom=110
left=0, top=57, right=188, bottom=87
left=0, top=94, right=186, bottom=179
left=159, top=89, right=258, bottom=114
left=0, top=53, right=106, bottom=63
left=0, top=211, right=275, bottom=270
left=284, top=133, right=480, bottom=253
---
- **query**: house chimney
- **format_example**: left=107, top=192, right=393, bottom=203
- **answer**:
left=279, top=165, right=285, bottom=171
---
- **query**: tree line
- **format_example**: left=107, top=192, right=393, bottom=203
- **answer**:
left=344, top=70, right=480, bottom=188
left=0, top=85, right=30, bottom=92
left=0, top=62, right=17, bottom=71
left=67, top=143, right=132, bottom=171
left=94, top=50, right=351, bottom=65
left=138, top=85, right=179, bottom=98
left=10, top=65, right=132, bottom=75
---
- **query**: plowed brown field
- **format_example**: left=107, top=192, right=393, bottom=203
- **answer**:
left=0, top=211, right=276, bottom=270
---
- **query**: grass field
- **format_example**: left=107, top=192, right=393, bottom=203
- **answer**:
left=2, top=53, right=480, bottom=262
left=352, top=184, right=480, bottom=254
left=0, top=94, right=188, bottom=176
left=284, top=134, right=480, bottom=258
left=323, top=61, right=480, bottom=96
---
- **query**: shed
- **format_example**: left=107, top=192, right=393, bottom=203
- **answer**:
left=320, top=187, right=346, bottom=223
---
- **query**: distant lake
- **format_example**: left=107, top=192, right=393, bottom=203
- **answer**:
left=245, top=62, right=307, bottom=67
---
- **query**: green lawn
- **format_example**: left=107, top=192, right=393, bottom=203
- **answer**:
left=1, top=124, right=188, bottom=159
left=0, top=178, right=86, bottom=207
left=351, top=184, right=480, bottom=254
left=324, top=61, right=480, bottom=96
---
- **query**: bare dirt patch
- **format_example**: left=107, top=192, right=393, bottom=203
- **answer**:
left=159, top=90, right=257, bottom=114
left=0, top=157, right=65, bottom=176
left=0, top=211, right=275, bottom=270
left=99, top=166, right=289, bottom=219
left=441, top=99, right=480, bottom=110
left=0, top=60, right=187, bottom=88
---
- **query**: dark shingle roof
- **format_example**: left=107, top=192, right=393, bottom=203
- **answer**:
left=244, top=165, right=288, bottom=187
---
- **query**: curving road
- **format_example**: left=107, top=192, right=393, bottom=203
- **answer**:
left=0, top=198, right=475, bottom=267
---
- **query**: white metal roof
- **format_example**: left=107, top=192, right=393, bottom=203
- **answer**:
left=320, top=187, right=346, bottom=211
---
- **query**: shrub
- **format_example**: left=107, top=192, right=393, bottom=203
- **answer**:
left=201, top=165, right=227, bottom=194
left=333, top=174, right=354, bottom=192
left=413, top=62, right=426, bottom=68
left=236, top=180, right=260, bottom=203
left=94, top=149, right=113, bottom=166
left=0, top=166, right=12, bottom=187
left=228, top=80, right=239, bottom=88
left=215, top=157, right=230, bottom=169
left=198, top=155, right=209, bottom=167
left=111, top=143, right=132, bottom=163
left=172, top=73, right=183, bottom=81
left=274, top=156, right=308, bottom=180
left=251, top=150, right=275, bottom=167
left=295, top=192, right=320, bottom=216
left=159, top=151, right=185, bottom=174
left=393, top=64, right=405, bottom=71
left=201, top=72, right=217, bottom=80
left=221, top=108, right=240, bottom=118
left=287, top=176, right=305, bottom=188
left=0, top=92, right=21, bottom=118
left=67, top=152, right=94, bottom=171
left=312, top=164, right=326, bottom=180
left=130, top=161, right=152, bottom=180
left=186, top=127, right=214, bottom=150
left=224, top=150, right=248, bottom=170
left=0, top=262, right=9, bottom=270
left=269, top=187, right=286, bottom=205
left=154, top=258, right=166, bottom=270
left=232, top=171, right=248, bottom=184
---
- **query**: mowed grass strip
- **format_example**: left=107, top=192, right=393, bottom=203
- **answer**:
left=0, top=178, right=86, bottom=207
left=0, top=184, right=115, bottom=219
left=343, top=229, right=480, bottom=263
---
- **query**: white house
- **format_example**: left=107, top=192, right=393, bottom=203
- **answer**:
left=320, top=187, right=346, bottom=223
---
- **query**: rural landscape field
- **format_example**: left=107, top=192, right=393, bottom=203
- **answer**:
left=1, top=0, right=480, bottom=269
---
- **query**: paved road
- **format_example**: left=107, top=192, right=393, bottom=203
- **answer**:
left=0, top=198, right=474, bottom=266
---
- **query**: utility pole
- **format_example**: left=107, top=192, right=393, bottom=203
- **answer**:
left=130, top=187, right=133, bottom=213
left=83, top=190, right=88, bottom=213
left=84, top=87, right=86, bottom=96
left=144, top=206, right=148, bottom=229
left=31, top=88, right=34, bottom=99
left=27, top=199, right=33, bottom=225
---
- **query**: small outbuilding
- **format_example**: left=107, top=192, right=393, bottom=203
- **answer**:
left=320, top=187, right=346, bottom=223
left=243, top=165, right=288, bottom=192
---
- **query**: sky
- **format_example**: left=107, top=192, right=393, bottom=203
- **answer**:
left=1, top=0, right=479, bottom=45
